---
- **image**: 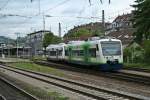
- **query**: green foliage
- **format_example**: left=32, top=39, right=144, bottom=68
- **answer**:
left=8, top=62, right=65, bottom=76
left=123, top=47, right=132, bottom=63
left=123, top=43, right=144, bottom=63
left=43, top=32, right=62, bottom=49
left=66, top=28, right=91, bottom=38
left=143, top=40, right=150, bottom=63
left=75, top=28, right=91, bottom=37
left=132, top=0, right=150, bottom=42
left=124, top=63, right=150, bottom=69
left=0, top=36, right=15, bottom=45
left=64, top=22, right=105, bottom=39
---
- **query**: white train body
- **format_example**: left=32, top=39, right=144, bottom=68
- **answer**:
left=46, top=37, right=123, bottom=71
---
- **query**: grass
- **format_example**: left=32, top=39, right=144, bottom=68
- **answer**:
left=124, top=63, right=150, bottom=70
left=24, top=84, right=69, bottom=100
left=31, top=56, right=47, bottom=62
left=7, top=62, right=65, bottom=77
left=4, top=62, right=69, bottom=100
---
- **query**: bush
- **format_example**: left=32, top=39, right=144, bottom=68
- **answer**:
left=143, top=40, right=150, bottom=63
left=123, top=43, right=144, bottom=63
left=123, top=47, right=132, bottom=63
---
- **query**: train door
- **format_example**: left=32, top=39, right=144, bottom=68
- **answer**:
left=56, top=49, right=58, bottom=59
left=96, top=44, right=100, bottom=62
left=68, top=47, right=72, bottom=61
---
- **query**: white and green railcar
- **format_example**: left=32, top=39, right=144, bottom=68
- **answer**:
left=64, top=38, right=123, bottom=71
left=46, top=38, right=123, bottom=71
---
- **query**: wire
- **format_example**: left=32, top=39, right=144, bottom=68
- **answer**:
left=0, top=0, right=11, bottom=11
left=43, top=0, right=72, bottom=14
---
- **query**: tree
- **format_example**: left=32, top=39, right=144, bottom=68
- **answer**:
left=43, top=32, right=54, bottom=49
left=132, top=0, right=150, bottom=43
left=75, top=28, right=91, bottom=37
left=42, top=32, right=62, bottom=49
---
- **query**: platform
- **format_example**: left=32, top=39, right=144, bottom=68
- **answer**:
left=0, top=58, right=31, bottom=63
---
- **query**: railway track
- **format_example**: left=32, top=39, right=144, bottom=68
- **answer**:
left=35, top=61, right=150, bottom=85
left=0, top=64, right=149, bottom=100
left=103, top=72, right=150, bottom=85
left=0, top=95, right=6, bottom=100
left=124, top=67, right=150, bottom=73
left=0, top=74, right=37, bottom=100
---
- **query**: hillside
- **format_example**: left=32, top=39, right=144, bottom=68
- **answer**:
left=0, top=36, right=27, bottom=46
left=0, top=36, right=15, bottom=45
left=64, top=22, right=110, bottom=41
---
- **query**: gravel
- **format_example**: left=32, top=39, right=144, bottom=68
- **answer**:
left=0, top=68, right=96, bottom=100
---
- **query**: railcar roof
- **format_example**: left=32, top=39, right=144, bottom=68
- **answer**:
left=67, top=38, right=121, bottom=46
left=46, top=38, right=121, bottom=49
left=46, top=43, right=66, bottom=49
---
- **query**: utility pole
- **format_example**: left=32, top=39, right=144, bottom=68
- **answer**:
left=7, top=38, right=10, bottom=58
left=38, top=0, right=41, bottom=14
left=15, top=33, right=20, bottom=58
left=42, top=13, right=45, bottom=31
left=58, top=22, right=61, bottom=37
left=102, top=10, right=105, bottom=27
left=50, top=25, right=51, bottom=32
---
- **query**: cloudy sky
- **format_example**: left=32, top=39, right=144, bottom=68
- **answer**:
left=0, top=0, right=135, bottom=39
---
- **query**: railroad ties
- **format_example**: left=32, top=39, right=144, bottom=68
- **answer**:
left=0, top=75, right=37, bottom=100
left=0, top=64, right=149, bottom=100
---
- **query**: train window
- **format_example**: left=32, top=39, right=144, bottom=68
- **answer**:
left=101, top=41, right=121, bottom=56
left=58, top=50, right=63, bottom=56
left=79, top=50, right=84, bottom=56
left=72, top=50, right=77, bottom=56
left=50, top=51, right=56, bottom=56
left=89, top=48, right=96, bottom=57
left=72, top=50, right=84, bottom=56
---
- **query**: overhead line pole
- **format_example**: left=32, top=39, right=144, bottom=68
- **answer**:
left=43, top=13, right=45, bottom=31
left=38, top=0, right=41, bottom=14
left=15, top=33, right=20, bottom=58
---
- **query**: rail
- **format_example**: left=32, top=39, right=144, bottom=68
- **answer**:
left=0, top=64, right=149, bottom=100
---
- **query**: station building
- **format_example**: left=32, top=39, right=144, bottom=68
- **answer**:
left=26, top=30, right=51, bottom=56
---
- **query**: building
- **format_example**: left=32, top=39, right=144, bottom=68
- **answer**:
left=105, top=13, right=135, bottom=48
left=26, top=30, right=51, bottom=56
left=106, top=13, right=133, bottom=34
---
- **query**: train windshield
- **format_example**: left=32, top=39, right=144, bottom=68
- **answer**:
left=101, top=41, right=121, bottom=56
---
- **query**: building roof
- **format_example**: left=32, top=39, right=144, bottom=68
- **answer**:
left=113, top=13, right=132, bottom=23
left=106, top=29, right=135, bottom=45
left=27, top=30, right=51, bottom=36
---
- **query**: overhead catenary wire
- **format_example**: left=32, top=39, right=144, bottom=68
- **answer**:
left=0, top=0, right=11, bottom=11
left=43, top=0, right=72, bottom=15
left=0, top=0, right=133, bottom=36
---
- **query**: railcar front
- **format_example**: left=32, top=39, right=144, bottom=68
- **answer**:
left=46, top=43, right=66, bottom=61
left=98, top=39, right=123, bottom=71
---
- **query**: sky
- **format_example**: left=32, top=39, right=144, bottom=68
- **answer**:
left=0, top=0, right=135, bottom=39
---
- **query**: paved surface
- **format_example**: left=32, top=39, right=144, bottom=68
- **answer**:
left=0, top=58, right=31, bottom=63
left=120, top=70, right=150, bottom=78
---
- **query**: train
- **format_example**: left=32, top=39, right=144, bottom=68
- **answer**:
left=46, top=37, right=123, bottom=71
